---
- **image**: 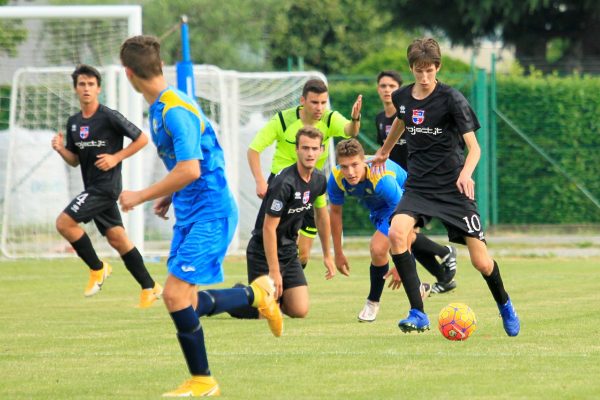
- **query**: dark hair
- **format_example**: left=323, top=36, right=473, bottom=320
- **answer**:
left=302, top=78, right=328, bottom=97
left=296, top=125, right=323, bottom=148
left=120, top=35, right=163, bottom=79
left=407, top=38, right=442, bottom=68
left=377, top=70, right=403, bottom=86
left=335, top=138, right=364, bottom=159
left=71, top=64, right=102, bottom=88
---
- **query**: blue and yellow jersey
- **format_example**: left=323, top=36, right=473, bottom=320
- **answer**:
left=327, top=159, right=407, bottom=226
left=148, top=86, right=237, bottom=226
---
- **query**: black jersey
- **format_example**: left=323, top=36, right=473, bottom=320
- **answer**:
left=375, top=110, right=407, bottom=170
left=392, top=82, right=480, bottom=193
left=252, top=164, right=327, bottom=248
left=65, top=104, right=142, bottom=198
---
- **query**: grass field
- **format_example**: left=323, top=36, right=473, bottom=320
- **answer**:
left=1, top=253, right=599, bottom=399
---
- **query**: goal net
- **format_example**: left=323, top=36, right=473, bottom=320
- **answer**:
left=0, top=6, right=142, bottom=257
left=0, top=6, right=327, bottom=258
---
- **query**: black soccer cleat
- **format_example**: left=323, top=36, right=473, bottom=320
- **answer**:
left=430, top=280, right=457, bottom=294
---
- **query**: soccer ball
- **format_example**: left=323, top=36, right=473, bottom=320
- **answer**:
left=438, top=303, right=477, bottom=341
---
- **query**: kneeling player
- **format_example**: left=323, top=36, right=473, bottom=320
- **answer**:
left=328, top=139, right=435, bottom=322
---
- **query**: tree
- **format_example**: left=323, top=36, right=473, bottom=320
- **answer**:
left=378, top=0, right=600, bottom=73
left=143, top=0, right=281, bottom=71
left=0, top=0, right=28, bottom=57
left=266, top=0, right=388, bottom=74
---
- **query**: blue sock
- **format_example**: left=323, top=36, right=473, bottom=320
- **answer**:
left=196, top=287, right=253, bottom=317
left=368, top=263, right=389, bottom=302
left=170, top=306, right=210, bottom=376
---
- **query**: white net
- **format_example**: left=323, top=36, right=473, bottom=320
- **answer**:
left=1, top=64, right=326, bottom=257
left=0, top=8, right=137, bottom=257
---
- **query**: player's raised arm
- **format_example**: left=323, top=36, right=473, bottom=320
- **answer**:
left=344, top=94, right=363, bottom=137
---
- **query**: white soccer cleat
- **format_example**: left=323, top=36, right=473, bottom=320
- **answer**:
left=358, top=300, right=380, bottom=322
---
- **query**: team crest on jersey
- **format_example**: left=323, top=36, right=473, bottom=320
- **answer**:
left=79, top=126, right=90, bottom=139
left=302, top=191, right=310, bottom=204
left=412, top=109, right=425, bottom=125
left=270, top=199, right=283, bottom=212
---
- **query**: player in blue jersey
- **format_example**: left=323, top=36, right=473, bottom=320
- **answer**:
left=118, top=35, right=283, bottom=397
left=328, top=138, right=430, bottom=322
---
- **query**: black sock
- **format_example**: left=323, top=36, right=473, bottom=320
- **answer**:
left=367, top=263, right=389, bottom=302
left=413, top=233, right=448, bottom=257
left=482, top=260, right=509, bottom=305
left=412, top=250, right=445, bottom=281
left=70, top=233, right=102, bottom=270
left=171, top=306, right=210, bottom=376
left=196, top=287, right=253, bottom=317
left=391, top=251, right=423, bottom=312
left=121, top=247, right=154, bottom=289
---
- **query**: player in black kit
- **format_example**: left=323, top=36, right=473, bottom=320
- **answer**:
left=51, top=64, right=162, bottom=308
left=372, top=39, right=520, bottom=336
left=375, top=70, right=458, bottom=294
left=232, top=126, right=336, bottom=320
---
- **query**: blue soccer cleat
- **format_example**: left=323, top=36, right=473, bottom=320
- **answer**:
left=398, top=308, right=430, bottom=333
left=498, top=298, right=520, bottom=337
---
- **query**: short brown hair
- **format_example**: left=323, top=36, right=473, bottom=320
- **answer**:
left=335, top=138, right=364, bottom=160
left=302, top=78, right=328, bottom=97
left=407, top=38, right=442, bottom=69
left=71, top=64, right=101, bottom=88
left=120, top=35, right=163, bottom=79
left=296, top=126, right=323, bottom=148
left=377, top=70, right=403, bottom=86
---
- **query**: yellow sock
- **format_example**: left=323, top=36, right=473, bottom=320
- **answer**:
left=251, top=285, right=262, bottom=308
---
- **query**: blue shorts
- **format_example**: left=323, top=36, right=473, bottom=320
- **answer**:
left=370, top=214, right=391, bottom=237
left=167, top=213, right=238, bottom=285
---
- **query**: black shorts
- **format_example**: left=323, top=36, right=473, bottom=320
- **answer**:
left=246, top=235, right=307, bottom=289
left=63, top=190, right=123, bottom=236
left=393, top=190, right=486, bottom=245
left=299, top=207, right=317, bottom=238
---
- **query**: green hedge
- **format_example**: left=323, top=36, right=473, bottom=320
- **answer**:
left=0, top=86, right=10, bottom=130
left=496, top=74, right=600, bottom=224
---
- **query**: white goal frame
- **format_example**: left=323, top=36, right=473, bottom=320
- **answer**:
left=0, top=6, right=144, bottom=257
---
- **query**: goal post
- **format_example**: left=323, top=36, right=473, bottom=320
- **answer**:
left=0, top=5, right=143, bottom=257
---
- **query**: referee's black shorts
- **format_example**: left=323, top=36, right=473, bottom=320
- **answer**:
left=393, top=190, right=486, bottom=245
left=246, top=235, right=308, bottom=289
left=63, top=190, right=123, bottom=236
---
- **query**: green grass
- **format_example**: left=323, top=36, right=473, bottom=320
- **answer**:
left=1, top=255, right=599, bottom=399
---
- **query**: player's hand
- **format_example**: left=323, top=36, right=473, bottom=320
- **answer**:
left=269, top=270, right=283, bottom=299
left=153, top=195, right=172, bottom=220
left=95, top=153, right=119, bottom=171
left=384, top=267, right=402, bottom=290
left=51, top=132, right=65, bottom=151
left=256, top=179, right=268, bottom=199
left=323, top=254, right=336, bottom=280
left=351, top=94, right=363, bottom=120
left=334, top=252, right=350, bottom=276
left=456, top=171, right=475, bottom=200
left=369, top=148, right=389, bottom=175
left=119, top=190, right=143, bottom=212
